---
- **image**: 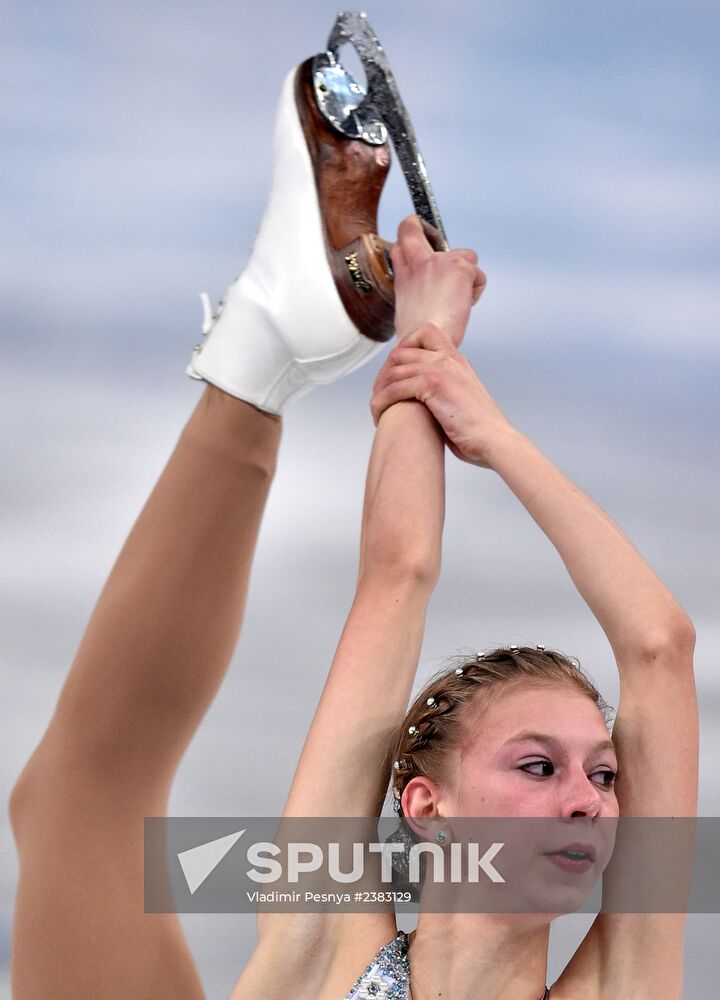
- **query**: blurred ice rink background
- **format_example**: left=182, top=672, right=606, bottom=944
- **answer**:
left=2, top=1, right=719, bottom=995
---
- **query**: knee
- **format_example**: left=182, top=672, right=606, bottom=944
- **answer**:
left=9, top=753, right=47, bottom=849
left=9, top=741, right=78, bottom=850
left=10, top=738, right=171, bottom=855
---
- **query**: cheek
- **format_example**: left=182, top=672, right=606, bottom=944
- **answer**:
left=457, top=769, right=554, bottom=816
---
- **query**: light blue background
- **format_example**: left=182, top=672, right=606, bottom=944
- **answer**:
left=2, top=1, right=719, bottom=995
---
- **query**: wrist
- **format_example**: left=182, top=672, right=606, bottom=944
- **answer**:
left=376, top=397, right=444, bottom=438
left=481, top=424, right=529, bottom=471
left=395, top=319, right=464, bottom=347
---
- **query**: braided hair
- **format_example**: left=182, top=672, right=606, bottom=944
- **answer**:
left=388, top=645, right=613, bottom=818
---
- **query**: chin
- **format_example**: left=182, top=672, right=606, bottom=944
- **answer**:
left=520, top=877, right=599, bottom=918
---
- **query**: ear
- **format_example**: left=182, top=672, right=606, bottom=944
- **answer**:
left=402, top=775, right=444, bottom=841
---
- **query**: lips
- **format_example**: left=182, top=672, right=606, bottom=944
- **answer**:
left=543, top=842, right=596, bottom=863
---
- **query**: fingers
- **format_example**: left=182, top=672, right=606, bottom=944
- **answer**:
left=394, top=216, right=477, bottom=262
left=370, top=375, right=427, bottom=425
left=392, top=215, right=482, bottom=265
left=434, top=252, right=484, bottom=304
left=453, top=248, right=478, bottom=265
left=391, top=215, right=434, bottom=269
left=391, top=215, right=486, bottom=301
left=373, top=330, right=459, bottom=399
left=381, top=346, right=429, bottom=369
left=449, top=251, right=486, bottom=303
left=397, top=322, right=455, bottom=350
left=373, top=326, right=454, bottom=394
left=418, top=219, right=447, bottom=252
left=373, top=361, right=424, bottom=397
left=471, top=267, right=487, bottom=305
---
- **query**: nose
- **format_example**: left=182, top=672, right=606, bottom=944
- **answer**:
left=560, top=768, right=603, bottom=819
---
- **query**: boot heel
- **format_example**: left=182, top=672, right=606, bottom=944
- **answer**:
left=331, top=233, right=396, bottom=342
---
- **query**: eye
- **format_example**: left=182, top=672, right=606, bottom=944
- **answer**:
left=590, top=768, right=617, bottom=788
left=519, top=759, right=554, bottom=777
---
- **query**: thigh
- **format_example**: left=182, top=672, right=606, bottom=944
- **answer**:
left=11, top=759, right=206, bottom=1000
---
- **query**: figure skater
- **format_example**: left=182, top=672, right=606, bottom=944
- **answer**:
left=10, top=34, right=697, bottom=1000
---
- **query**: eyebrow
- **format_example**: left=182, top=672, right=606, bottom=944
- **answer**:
left=502, top=730, right=617, bottom=755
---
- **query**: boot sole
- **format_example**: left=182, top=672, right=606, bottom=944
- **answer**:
left=294, top=57, right=396, bottom=344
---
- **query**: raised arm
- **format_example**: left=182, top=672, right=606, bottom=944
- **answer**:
left=282, top=397, right=445, bottom=820
left=282, top=219, right=484, bottom=820
left=474, top=408, right=698, bottom=824
left=371, top=325, right=698, bottom=816
left=371, top=327, right=698, bottom=997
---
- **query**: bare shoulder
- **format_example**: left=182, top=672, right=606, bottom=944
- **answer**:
left=228, top=913, right=398, bottom=1000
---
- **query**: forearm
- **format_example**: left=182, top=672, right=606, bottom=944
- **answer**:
left=358, top=399, right=445, bottom=587
left=485, top=427, right=695, bottom=665
left=281, top=401, right=445, bottom=817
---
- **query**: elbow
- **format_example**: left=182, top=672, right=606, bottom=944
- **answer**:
left=632, top=613, right=696, bottom=666
left=406, top=553, right=441, bottom=590
left=360, top=547, right=441, bottom=592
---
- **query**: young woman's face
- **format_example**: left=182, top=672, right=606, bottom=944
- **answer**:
left=407, top=681, right=619, bottom=915
left=446, top=681, right=619, bottom=819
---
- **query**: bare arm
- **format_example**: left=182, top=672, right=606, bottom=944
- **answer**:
left=371, top=327, right=698, bottom=997
left=372, top=324, right=695, bottom=674
left=493, top=423, right=699, bottom=997
left=282, top=218, right=484, bottom=819
left=282, top=398, right=445, bottom=818
left=484, top=428, right=695, bottom=668
left=482, top=386, right=697, bottom=1000
left=246, top=219, right=484, bottom=976
left=248, top=397, right=449, bottom=980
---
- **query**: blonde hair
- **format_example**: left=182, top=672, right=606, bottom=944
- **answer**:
left=388, top=646, right=612, bottom=816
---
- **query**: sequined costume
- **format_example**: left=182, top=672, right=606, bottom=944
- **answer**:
left=343, top=931, right=409, bottom=1000
left=342, top=930, right=551, bottom=999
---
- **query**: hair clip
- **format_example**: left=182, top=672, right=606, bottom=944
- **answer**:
left=426, top=696, right=436, bottom=707
left=536, top=644, right=545, bottom=651
left=455, top=667, right=464, bottom=676
left=509, top=645, right=519, bottom=653
left=408, top=725, right=419, bottom=737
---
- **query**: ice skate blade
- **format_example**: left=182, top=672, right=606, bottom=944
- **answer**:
left=317, top=10, right=448, bottom=249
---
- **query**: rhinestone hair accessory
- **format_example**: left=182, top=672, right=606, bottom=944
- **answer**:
left=389, top=645, right=580, bottom=816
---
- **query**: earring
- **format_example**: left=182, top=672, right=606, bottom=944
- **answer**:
left=435, top=828, right=449, bottom=844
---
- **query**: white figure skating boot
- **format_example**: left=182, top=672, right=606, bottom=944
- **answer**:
left=187, top=12, right=447, bottom=413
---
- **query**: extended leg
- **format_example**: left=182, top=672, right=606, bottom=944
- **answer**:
left=10, top=21, right=416, bottom=992
left=10, top=386, right=281, bottom=998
